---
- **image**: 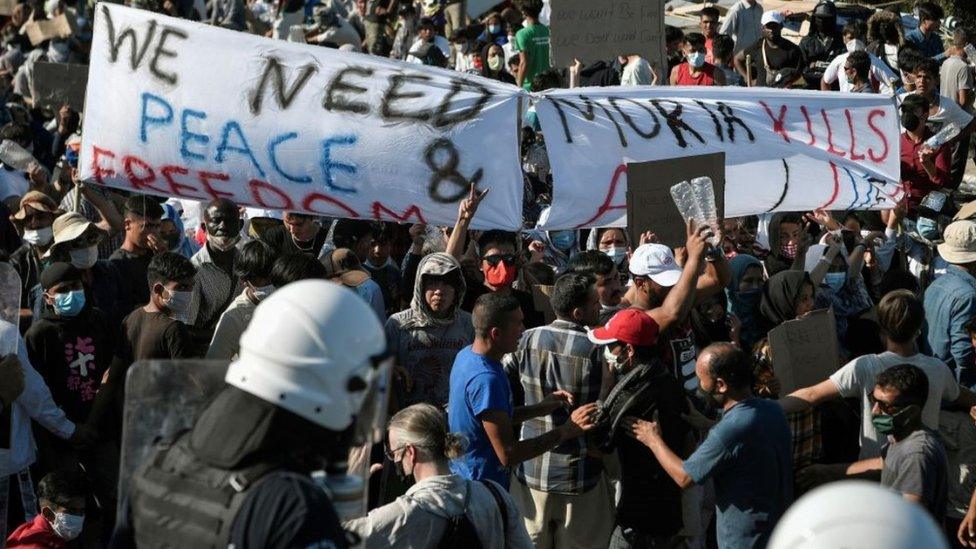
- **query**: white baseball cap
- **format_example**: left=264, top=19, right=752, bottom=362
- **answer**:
left=629, top=244, right=682, bottom=287
left=761, top=11, right=785, bottom=26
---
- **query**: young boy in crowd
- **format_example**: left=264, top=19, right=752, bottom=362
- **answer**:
left=6, top=470, right=88, bottom=547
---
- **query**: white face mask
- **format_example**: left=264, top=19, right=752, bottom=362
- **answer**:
left=50, top=511, right=84, bottom=541
left=846, top=39, right=865, bottom=53
left=604, top=246, right=627, bottom=265
left=23, top=226, right=53, bottom=246
left=604, top=346, right=624, bottom=372
left=69, top=245, right=98, bottom=269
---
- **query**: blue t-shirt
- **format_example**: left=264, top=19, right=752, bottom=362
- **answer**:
left=448, top=345, right=514, bottom=488
left=683, top=398, right=793, bottom=549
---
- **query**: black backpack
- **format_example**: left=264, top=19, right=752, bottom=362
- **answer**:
left=436, top=480, right=509, bottom=549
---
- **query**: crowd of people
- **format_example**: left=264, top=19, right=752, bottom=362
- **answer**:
left=0, top=0, right=975, bottom=547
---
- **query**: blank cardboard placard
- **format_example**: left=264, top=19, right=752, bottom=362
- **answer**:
left=24, top=14, right=73, bottom=46
left=31, top=62, right=88, bottom=111
left=549, top=0, right=665, bottom=73
left=626, top=152, right=725, bottom=250
left=769, top=309, right=839, bottom=394
left=532, top=284, right=556, bottom=324
left=0, top=0, right=17, bottom=17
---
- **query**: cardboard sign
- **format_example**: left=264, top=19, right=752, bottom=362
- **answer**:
left=626, top=152, right=725, bottom=250
left=549, top=0, right=665, bottom=73
left=31, top=62, right=88, bottom=111
left=531, top=284, right=556, bottom=324
left=24, top=14, right=73, bottom=46
left=80, top=4, right=526, bottom=229
left=0, top=0, right=18, bottom=17
left=769, top=309, right=839, bottom=394
left=534, top=86, right=902, bottom=230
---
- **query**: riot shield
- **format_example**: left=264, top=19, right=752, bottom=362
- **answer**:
left=117, top=359, right=229, bottom=515
left=0, top=263, right=21, bottom=328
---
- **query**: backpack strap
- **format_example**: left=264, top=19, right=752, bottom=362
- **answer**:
left=479, top=480, right=508, bottom=545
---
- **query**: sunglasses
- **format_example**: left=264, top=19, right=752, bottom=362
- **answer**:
left=483, top=254, right=516, bottom=267
left=867, top=393, right=904, bottom=415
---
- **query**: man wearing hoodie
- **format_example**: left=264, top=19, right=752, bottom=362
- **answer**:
left=386, top=253, right=474, bottom=409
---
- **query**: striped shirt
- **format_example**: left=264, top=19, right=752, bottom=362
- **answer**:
left=504, top=319, right=603, bottom=495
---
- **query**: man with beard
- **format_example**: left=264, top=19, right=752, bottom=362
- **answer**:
left=622, top=231, right=731, bottom=393
left=626, top=343, right=793, bottom=549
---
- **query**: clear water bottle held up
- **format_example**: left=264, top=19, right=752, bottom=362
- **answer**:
left=925, top=124, right=959, bottom=150
left=670, top=180, right=703, bottom=227
left=690, top=176, right=721, bottom=246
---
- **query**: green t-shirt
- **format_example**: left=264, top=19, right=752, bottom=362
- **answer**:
left=515, top=23, right=551, bottom=91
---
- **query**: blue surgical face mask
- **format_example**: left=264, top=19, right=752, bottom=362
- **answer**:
left=687, top=52, right=706, bottom=68
left=824, top=271, right=846, bottom=293
left=916, top=217, right=940, bottom=241
left=550, top=231, right=576, bottom=252
left=52, top=289, right=85, bottom=317
left=488, top=24, right=501, bottom=34
left=604, top=246, right=627, bottom=265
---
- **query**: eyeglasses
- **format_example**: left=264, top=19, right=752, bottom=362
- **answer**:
left=383, top=442, right=407, bottom=461
left=483, top=254, right=516, bottom=267
left=868, top=393, right=903, bottom=415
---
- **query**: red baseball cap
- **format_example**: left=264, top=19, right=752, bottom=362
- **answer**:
left=587, top=308, right=660, bottom=347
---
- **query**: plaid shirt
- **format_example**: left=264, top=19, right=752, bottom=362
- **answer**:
left=503, top=319, right=604, bottom=495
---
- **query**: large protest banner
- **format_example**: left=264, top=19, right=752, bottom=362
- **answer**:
left=549, top=0, right=665, bottom=76
left=534, top=86, right=901, bottom=230
left=79, top=4, right=526, bottom=230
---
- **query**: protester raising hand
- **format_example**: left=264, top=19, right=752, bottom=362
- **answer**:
left=447, top=183, right=489, bottom=260
left=804, top=208, right=841, bottom=232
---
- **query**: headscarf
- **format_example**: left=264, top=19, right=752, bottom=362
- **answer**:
left=760, top=270, right=812, bottom=328
left=525, top=224, right=578, bottom=275
left=726, top=254, right=764, bottom=349
left=403, top=252, right=466, bottom=329
left=764, top=212, right=805, bottom=277
left=691, top=292, right=731, bottom=347
left=161, top=203, right=196, bottom=258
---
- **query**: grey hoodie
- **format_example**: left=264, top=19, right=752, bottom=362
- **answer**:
left=345, top=474, right=533, bottom=549
left=385, top=253, right=474, bottom=407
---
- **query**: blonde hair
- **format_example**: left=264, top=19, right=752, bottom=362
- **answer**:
left=389, top=404, right=467, bottom=461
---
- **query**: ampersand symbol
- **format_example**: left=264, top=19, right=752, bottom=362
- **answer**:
left=425, top=138, right=483, bottom=204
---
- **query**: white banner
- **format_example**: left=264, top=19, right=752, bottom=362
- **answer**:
left=80, top=4, right=525, bottom=229
left=535, top=86, right=902, bottom=230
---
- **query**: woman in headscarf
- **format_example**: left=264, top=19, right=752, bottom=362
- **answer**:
left=763, top=213, right=809, bottom=277
left=385, top=253, right=474, bottom=410
left=757, top=269, right=823, bottom=471
left=526, top=226, right=579, bottom=276
left=803, top=242, right=878, bottom=354
left=585, top=227, right=630, bottom=275
left=726, top=254, right=765, bottom=350
left=690, top=291, right=739, bottom=348
left=480, top=43, right=515, bottom=84
left=160, top=203, right=197, bottom=258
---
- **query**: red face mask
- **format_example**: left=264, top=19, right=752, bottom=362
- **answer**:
left=483, top=260, right=517, bottom=287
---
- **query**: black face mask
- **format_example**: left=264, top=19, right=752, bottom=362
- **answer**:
left=393, top=458, right=413, bottom=483
left=901, top=111, right=922, bottom=132
left=163, top=232, right=182, bottom=250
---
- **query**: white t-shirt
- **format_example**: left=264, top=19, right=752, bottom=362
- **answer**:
left=621, top=57, right=653, bottom=86
left=822, top=51, right=897, bottom=94
left=830, top=351, right=960, bottom=459
left=897, top=92, right=975, bottom=134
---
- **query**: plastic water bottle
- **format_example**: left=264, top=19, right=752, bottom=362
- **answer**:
left=313, top=464, right=366, bottom=522
left=670, top=180, right=703, bottom=227
left=690, top=177, right=721, bottom=246
left=925, top=124, right=959, bottom=149
left=0, top=140, right=36, bottom=171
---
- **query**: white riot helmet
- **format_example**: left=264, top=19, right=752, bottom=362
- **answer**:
left=768, top=481, right=949, bottom=549
left=226, top=280, right=388, bottom=434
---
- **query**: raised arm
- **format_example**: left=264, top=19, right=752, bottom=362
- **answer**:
left=446, top=184, right=488, bottom=261
left=647, top=220, right=709, bottom=332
